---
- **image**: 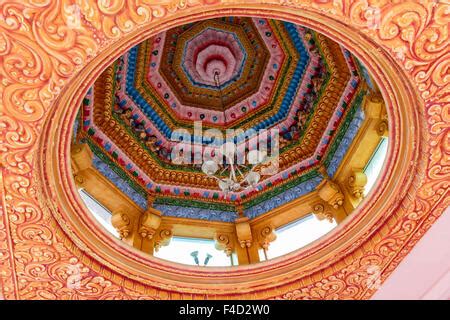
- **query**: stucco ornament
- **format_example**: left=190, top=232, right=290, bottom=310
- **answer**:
left=0, top=0, right=448, bottom=300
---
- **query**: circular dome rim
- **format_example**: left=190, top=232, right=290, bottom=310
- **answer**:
left=39, top=8, right=421, bottom=296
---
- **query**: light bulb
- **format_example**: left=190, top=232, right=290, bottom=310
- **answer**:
left=219, top=142, right=236, bottom=159
left=218, top=179, right=230, bottom=192
left=247, top=150, right=265, bottom=164
left=201, top=160, right=218, bottom=176
left=232, top=182, right=241, bottom=191
left=246, top=171, right=260, bottom=186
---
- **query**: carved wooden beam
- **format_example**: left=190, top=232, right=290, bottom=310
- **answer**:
left=311, top=200, right=347, bottom=224
left=363, top=91, right=384, bottom=119
left=363, top=91, right=388, bottom=137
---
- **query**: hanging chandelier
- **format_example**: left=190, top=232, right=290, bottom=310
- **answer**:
left=201, top=142, right=266, bottom=194
left=200, top=71, right=266, bottom=194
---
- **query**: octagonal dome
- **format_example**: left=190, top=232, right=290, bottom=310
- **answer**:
left=74, top=17, right=373, bottom=223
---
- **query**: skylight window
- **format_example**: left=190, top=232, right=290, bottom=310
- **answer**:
left=259, top=214, right=337, bottom=261
left=364, top=138, right=388, bottom=196
left=78, top=189, right=120, bottom=238
left=154, top=236, right=234, bottom=267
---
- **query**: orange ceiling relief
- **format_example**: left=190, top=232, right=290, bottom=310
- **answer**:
left=0, top=0, right=448, bottom=300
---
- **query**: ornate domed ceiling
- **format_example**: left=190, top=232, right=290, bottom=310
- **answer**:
left=3, top=0, right=445, bottom=300
left=75, top=17, right=371, bottom=222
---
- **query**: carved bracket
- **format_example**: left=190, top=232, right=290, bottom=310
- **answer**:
left=376, top=118, right=389, bottom=137
left=138, top=208, right=162, bottom=240
left=257, top=225, right=277, bottom=250
left=111, top=210, right=133, bottom=239
left=235, top=217, right=253, bottom=248
left=348, top=170, right=368, bottom=199
left=317, top=180, right=345, bottom=209
left=154, top=229, right=173, bottom=252
left=311, top=202, right=334, bottom=223
left=363, top=91, right=384, bottom=119
left=214, top=233, right=234, bottom=256
left=71, top=143, right=93, bottom=174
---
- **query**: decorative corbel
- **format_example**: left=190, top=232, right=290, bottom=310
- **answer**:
left=257, top=225, right=277, bottom=251
left=71, top=143, right=93, bottom=174
left=363, top=91, right=384, bottom=119
left=376, top=117, right=389, bottom=137
left=347, top=170, right=368, bottom=199
left=111, top=210, right=133, bottom=239
left=311, top=202, right=334, bottom=223
left=71, top=143, right=93, bottom=188
left=73, top=173, right=86, bottom=187
left=153, top=229, right=173, bottom=252
left=235, top=217, right=253, bottom=248
left=214, top=233, right=234, bottom=256
left=363, top=91, right=388, bottom=137
left=317, top=180, right=345, bottom=209
left=138, top=207, right=162, bottom=240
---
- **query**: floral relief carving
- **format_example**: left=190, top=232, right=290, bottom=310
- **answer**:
left=0, top=0, right=448, bottom=300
